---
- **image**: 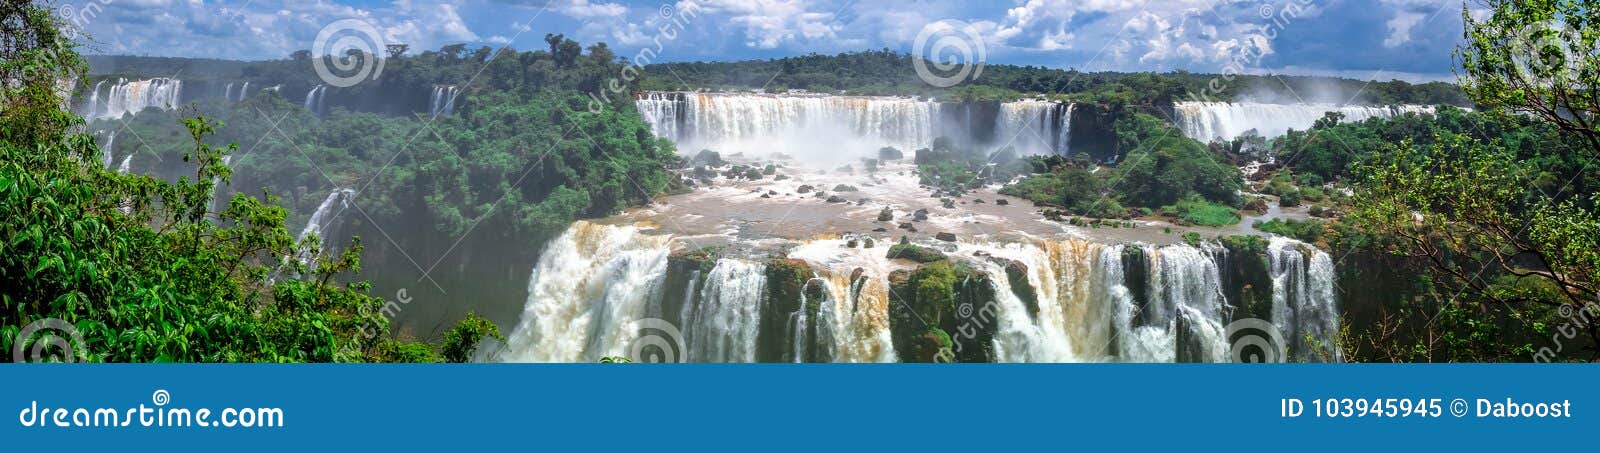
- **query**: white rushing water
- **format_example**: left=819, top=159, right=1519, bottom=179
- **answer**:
left=637, top=92, right=1080, bottom=160
left=84, top=78, right=182, bottom=121
left=994, top=100, right=1073, bottom=155
left=430, top=86, right=458, bottom=117
left=502, top=221, right=674, bottom=362
left=303, top=85, right=326, bottom=114
left=503, top=222, right=1340, bottom=363
left=682, top=259, right=766, bottom=362
left=1174, top=101, right=1436, bottom=142
left=295, top=189, right=355, bottom=259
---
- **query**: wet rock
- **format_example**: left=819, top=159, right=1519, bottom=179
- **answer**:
left=973, top=199, right=985, bottom=204
left=797, top=184, right=814, bottom=194
left=827, top=195, right=847, bottom=203
left=935, top=232, right=957, bottom=242
left=886, top=243, right=946, bottom=263
left=872, top=227, right=888, bottom=232
left=863, top=238, right=875, bottom=248
left=913, top=209, right=929, bottom=221
left=833, top=184, right=859, bottom=192
left=835, top=164, right=854, bottom=174
left=690, top=150, right=724, bottom=167
left=995, top=199, right=1009, bottom=206
left=775, top=174, right=790, bottom=181
left=878, top=207, right=894, bottom=222
left=941, top=198, right=956, bottom=209
left=846, top=239, right=859, bottom=248
left=879, top=147, right=904, bottom=160
left=760, top=193, right=771, bottom=198
left=898, top=222, right=917, bottom=232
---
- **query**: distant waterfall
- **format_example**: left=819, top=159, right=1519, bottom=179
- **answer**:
left=100, top=131, right=117, bottom=169
left=87, top=78, right=182, bottom=121
left=636, top=92, right=1076, bottom=158
left=993, top=100, right=1074, bottom=155
left=223, top=82, right=234, bottom=102
left=503, top=221, right=674, bottom=362
left=238, top=82, right=249, bottom=101
left=303, top=85, right=326, bottom=114
left=83, top=80, right=106, bottom=119
left=116, top=154, right=132, bottom=173
left=294, top=189, right=355, bottom=263
left=634, top=92, right=940, bottom=160
left=502, top=222, right=1340, bottom=362
left=1173, top=101, right=1437, bottom=142
left=430, top=86, right=458, bottom=117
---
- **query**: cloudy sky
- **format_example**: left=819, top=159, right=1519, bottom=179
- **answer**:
left=66, top=0, right=1475, bottom=81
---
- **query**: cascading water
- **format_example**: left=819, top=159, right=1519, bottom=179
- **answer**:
left=502, top=221, right=674, bottom=362
left=682, top=259, right=766, bottom=362
left=635, top=92, right=941, bottom=160
left=1173, top=102, right=1436, bottom=142
left=304, top=85, right=326, bottom=114
left=430, top=86, right=458, bottom=117
left=86, top=78, right=182, bottom=121
left=116, top=155, right=132, bottom=173
left=501, top=223, right=1340, bottom=363
left=238, top=82, right=250, bottom=101
left=95, top=78, right=182, bottom=121
left=294, top=189, right=355, bottom=263
left=223, top=82, right=234, bottom=102
left=1267, top=237, right=1341, bottom=362
left=101, top=131, right=117, bottom=169
left=993, top=100, right=1073, bottom=155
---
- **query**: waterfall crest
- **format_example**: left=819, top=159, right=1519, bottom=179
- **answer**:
left=304, top=85, right=327, bottom=114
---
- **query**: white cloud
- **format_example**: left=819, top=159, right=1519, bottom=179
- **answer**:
left=1383, top=11, right=1425, bottom=47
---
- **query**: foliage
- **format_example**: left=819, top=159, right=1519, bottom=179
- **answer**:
left=441, top=311, right=504, bottom=363
left=1254, top=218, right=1325, bottom=243
left=1114, top=113, right=1243, bottom=208
left=0, top=5, right=497, bottom=362
left=886, top=243, right=947, bottom=263
left=1166, top=194, right=1241, bottom=226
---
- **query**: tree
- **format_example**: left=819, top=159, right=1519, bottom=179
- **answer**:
left=385, top=43, right=409, bottom=59
left=1348, top=0, right=1600, bottom=361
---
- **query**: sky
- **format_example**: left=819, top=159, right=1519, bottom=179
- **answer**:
left=64, top=0, right=1480, bottom=81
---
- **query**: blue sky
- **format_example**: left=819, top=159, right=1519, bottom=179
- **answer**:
left=68, top=0, right=1477, bottom=81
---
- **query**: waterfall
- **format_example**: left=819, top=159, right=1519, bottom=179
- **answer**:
left=788, top=239, right=899, bottom=363
left=1173, top=102, right=1438, bottom=142
left=238, top=82, right=250, bottom=101
left=430, top=86, right=458, bottom=117
left=500, top=223, right=1339, bottom=362
left=294, top=188, right=355, bottom=262
left=116, top=155, right=132, bottom=173
left=634, top=92, right=941, bottom=161
left=304, top=85, right=326, bottom=114
left=682, top=259, right=766, bottom=362
left=1267, top=237, right=1341, bottom=362
left=94, top=78, right=182, bottom=121
left=502, top=221, right=674, bottom=362
left=207, top=155, right=232, bottom=219
left=223, top=82, right=235, bottom=102
left=84, top=80, right=106, bottom=118
left=993, top=100, right=1073, bottom=155
left=101, top=131, right=117, bottom=169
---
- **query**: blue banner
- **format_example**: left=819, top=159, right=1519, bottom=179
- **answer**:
left=1, top=364, right=1592, bottom=451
